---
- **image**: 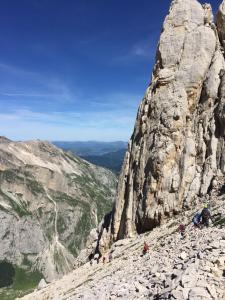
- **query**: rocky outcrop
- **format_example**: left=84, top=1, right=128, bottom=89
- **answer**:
left=93, top=0, right=225, bottom=253
left=0, top=138, right=117, bottom=282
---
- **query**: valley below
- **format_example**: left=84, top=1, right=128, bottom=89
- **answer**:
left=0, top=137, right=117, bottom=299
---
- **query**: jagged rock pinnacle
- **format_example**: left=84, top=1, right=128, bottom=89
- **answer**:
left=96, top=0, right=225, bottom=253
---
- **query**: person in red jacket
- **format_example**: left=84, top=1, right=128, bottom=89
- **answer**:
left=143, top=241, right=149, bottom=255
left=178, top=224, right=186, bottom=239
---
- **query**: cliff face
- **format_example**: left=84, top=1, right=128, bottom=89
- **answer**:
left=0, top=138, right=117, bottom=282
left=97, top=0, right=225, bottom=251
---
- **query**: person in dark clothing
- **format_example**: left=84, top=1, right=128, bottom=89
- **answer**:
left=201, top=205, right=212, bottom=227
left=89, top=253, right=94, bottom=266
left=108, top=252, right=113, bottom=263
left=192, top=212, right=202, bottom=228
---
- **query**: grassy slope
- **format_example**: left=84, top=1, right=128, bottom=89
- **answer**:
left=0, top=267, right=42, bottom=300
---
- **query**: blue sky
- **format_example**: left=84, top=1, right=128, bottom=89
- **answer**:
left=0, top=0, right=222, bottom=141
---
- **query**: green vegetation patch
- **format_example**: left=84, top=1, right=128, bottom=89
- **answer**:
left=0, top=169, right=44, bottom=196
left=71, top=173, right=114, bottom=222
left=0, top=189, right=30, bottom=217
left=0, top=266, right=42, bottom=300
left=26, top=178, right=45, bottom=196
left=68, top=206, right=95, bottom=256
left=0, top=169, right=24, bottom=184
left=54, top=191, right=83, bottom=207
left=57, top=214, right=67, bottom=234
left=214, top=216, right=225, bottom=226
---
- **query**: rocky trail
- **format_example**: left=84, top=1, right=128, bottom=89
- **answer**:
left=20, top=197, right=225, bottom=300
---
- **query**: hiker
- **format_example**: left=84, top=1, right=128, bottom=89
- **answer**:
left=103, top=256, right=106, bottom=264
left=89, top=253, right=94, bottom=266
left=201, top=204, right=212, bottom=227
left=192, top=212, right=202, bottom=228
left=108, top=252, right=113, bottom=263
left=178, top=224, right=185, bottom=239
left=143, top=241, right=149, bottom=255
left=94, top=252, right=100, bottom=264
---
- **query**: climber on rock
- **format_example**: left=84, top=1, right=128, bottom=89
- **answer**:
left=201, top=204, right=212, bottom=227
left=192, top=212, right=202, bottom=228
left=143, top=241, right=149, bottom=255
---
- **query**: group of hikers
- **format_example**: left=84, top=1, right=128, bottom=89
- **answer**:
left=89, top=251, right=113, bottom=266
left=89, top=203, right=214, bottom=264
left=142, top=203, right=213, bottom=255
left=179, top=203, right=212, bottom=240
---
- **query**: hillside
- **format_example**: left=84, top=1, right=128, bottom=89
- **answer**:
left=0, top=137, right=117, bottom=299
left=19, top=197, right=225, bottom=300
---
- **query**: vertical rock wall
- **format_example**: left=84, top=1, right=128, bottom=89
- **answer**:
left=98, top=0, right=225, bottom=252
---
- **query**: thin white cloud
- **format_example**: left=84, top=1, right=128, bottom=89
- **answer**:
left=111, top=37, right=155, bottom=64
left=0, top=62, right=143, bottom=140
left=131, top=43, right=150, bottom=57
left=0, top=92, right=56, bottom=97
left=87, top=92, right=142, bottom=110
left=0, top=105, right=137, bottom=141
left=0, top=62, right=76, bottom=103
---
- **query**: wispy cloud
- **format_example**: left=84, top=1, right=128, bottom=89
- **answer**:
left=111, top=37, right=156, bottom=64
left=87, top=92, right=142, bottom=110
left=131, top=42, right=151, bottom=58
left=0, top=102, right=138, bottom=141
left=0, top=92, right=56, bottom=98
left=0, top=62, right=76, bottom=104
left=0, top=63, right=143, bottom=141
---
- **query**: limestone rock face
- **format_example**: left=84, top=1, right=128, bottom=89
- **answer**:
left=217, top=0, right=225, bottom=49
left=0, top=139, right=117, bottom=281
left=96, top=0, right=225, bottom=251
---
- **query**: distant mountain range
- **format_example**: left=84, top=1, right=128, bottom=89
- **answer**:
left=53, top=141, right=127, bottom=173
left=81, top=149, right=126, bottom=174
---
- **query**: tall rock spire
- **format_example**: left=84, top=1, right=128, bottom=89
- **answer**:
left=217, top=0, right=225, bottom=48
left=97, top=0, right=225, bottom=253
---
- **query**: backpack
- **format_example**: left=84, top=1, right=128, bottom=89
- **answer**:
left=192, top=212, right=201, bottom=223
left=201, top=208, right=210, bottom=220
